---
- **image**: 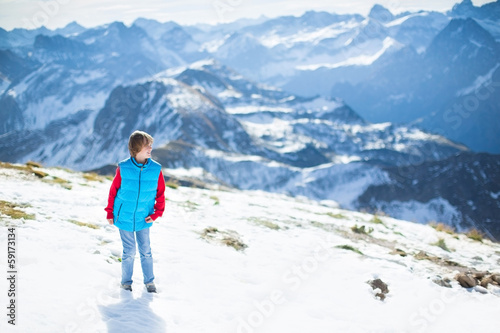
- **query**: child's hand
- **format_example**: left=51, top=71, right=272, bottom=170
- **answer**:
left=107, top=219, right=114, bottom=225
left=145, top=216, right=153, bottom=223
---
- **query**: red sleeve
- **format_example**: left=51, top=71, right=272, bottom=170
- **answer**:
left=105, top=167, right=121, bottom=219
left=150, top=170, right=166, bottom=221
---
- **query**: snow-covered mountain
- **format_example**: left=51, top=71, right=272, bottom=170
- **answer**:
left=177, top=0, right=498, bottom=154
left=329, top=17, right=500, bottom=153
left=2, top=3, right=498, bottom=152
left=358, top=152, right=500, bottom=240
left=1, top=162, right=499, bottom=332
left=451, top=0, right=500, bottom=22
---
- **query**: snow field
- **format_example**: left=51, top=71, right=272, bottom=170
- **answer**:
left=0, top=164, right=499, bottom=333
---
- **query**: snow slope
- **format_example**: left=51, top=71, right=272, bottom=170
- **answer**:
left=0, top=162, right=499, bottom=333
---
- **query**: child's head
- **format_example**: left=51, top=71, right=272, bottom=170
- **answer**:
left=128, top=131, right=154, bottom=157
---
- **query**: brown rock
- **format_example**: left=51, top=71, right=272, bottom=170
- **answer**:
left=480, top=276, right=493, bottom=288
left=473, top=271, right=488, bottom=279
left=456, top=273, right=477, bottom=288
left=368, top=278, right=389, bottom=300
left=391, top=248, right=407, bottom=257
left=433, top=277, right=452, bottom=288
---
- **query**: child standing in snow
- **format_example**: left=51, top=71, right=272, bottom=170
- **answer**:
left=105, top=130, right=166, bottom=293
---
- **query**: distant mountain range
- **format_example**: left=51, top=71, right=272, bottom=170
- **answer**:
left=0, top=0, right=499, bottom=239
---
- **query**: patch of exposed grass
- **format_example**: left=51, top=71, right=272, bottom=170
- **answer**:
left=311, top=221, right=325, bottom=230
left=2, top=161, right=48, bottom=178
left=466, top=229, right=484, bottom=242
left=82, top=172, right=106, bottom=182
left=68, top=219, right=100, bottom=229
left=433, top=238, right=451, bottom=252
left=370, top=214, right=384, bottom=224
left=200, top=227, right=248, bottom=251
left=248, top=217, right=280, bottom=230
left=1, top=161, right=37, bottom=174
left=179, top=200, right=199, bottom=211
left=336, top=245, right=363, bottom=255
left=202, top=226, right=219, bottom=235
left=221, top=237, right=247, bottom=251
left=0, top=200, right=35, bottom=220
left=26, top=161, right=43, bottom=168
left=42, top=176, right=72, bottom=190
left=393, top=231, right=405, bottom=237
left=351, top=224, right=373, bottom=235
left=390, top=248, right=408, bottom=257
left=54, top=166, right=75, bottom=173
left=314, top=211, right=346, bottom=219
left=165, top=181, right=179, bottom=189
left=310, top=221, right=336, bottom=232
left=1, top=162, right=77, bottom=190
left=429, top=221, right=455, bottom=234
left=326, top=212, right=346, bottom=219
left=210, top=195, right=220, bottom=205
left=32, top=169, right=48, bottom=178
left=108, top=255, right=122, bottom=263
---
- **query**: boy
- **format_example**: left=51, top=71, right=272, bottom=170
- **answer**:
left=105, top=130, right=166, bottom=293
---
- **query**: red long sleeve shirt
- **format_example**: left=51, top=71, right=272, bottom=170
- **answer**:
left=105, top=167, right=166, bottom=221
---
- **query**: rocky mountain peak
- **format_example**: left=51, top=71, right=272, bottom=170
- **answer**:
left=368, top=4, right=394, bottom=22
left=450, top=0, right=476, bottom=17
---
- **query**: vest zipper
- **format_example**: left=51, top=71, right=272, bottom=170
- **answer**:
left=115, top=203, right=123, bottom=224
left=133, top=166, right=143, bottom=231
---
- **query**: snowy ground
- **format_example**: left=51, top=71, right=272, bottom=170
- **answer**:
left=0, top=162, right=499, bottom=333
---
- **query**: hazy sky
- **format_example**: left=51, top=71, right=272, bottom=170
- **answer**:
left=0, top=0, right=496, bottom=31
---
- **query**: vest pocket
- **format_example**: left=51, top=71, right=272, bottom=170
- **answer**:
left=114, top=203, right=123, bottom=223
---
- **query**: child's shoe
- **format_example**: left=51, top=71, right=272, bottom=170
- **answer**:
left=145, top=282, right=157, bottom=293
left=120, top=284, right=132, bottom=291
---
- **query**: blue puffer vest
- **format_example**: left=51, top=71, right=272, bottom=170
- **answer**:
left=113, top=157, right=162, bottom=232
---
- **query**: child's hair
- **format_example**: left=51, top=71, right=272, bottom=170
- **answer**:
left=128, top=131, right=154, bottom=157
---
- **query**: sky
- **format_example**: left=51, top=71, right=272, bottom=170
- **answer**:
left=0, top=0, right=496, bottom=31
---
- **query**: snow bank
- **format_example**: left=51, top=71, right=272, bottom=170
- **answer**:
left=0, top=163, right=499, bottom=333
